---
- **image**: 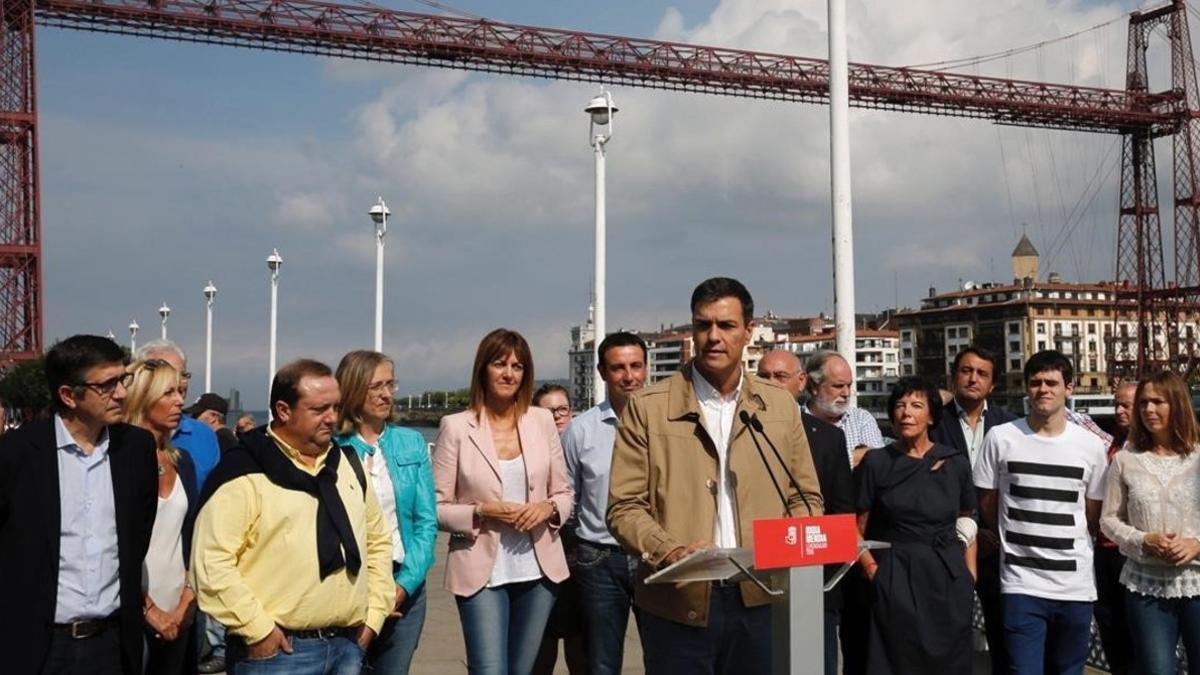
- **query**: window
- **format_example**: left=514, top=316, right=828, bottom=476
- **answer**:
left=902, top=348, right=912, bottom=358
left=1009, top=341, right=1020, bottom=353
left=1010, top=358, right=1021, bottom=370
left=1037, top=340, right=1047, bottom=350
left=1088, top=323, right=1097, bottom=334
left=1036, top=323, right=1046, bottom=334
left=1008, top=323, right=1020, bottom=335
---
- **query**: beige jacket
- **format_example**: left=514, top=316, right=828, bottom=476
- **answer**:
left=606, top=363, right=824, bottom=627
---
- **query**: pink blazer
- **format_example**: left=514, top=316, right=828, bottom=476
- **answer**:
left=432, top=406, right=574, bottom=596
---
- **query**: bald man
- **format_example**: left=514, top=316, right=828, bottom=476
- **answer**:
left=757, top=350, right=853, bottom=675
left=1093, top=381, right=1137, bottom=675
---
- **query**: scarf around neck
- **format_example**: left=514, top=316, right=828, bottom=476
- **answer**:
left=199, top=426, right=362, bottom=579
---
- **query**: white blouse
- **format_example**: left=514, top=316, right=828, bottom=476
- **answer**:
left=143, top=475, right=188, bottom=610
left=1100, top=447, right=1200, bottom=598
left=487, top=455, right=542, bottom=588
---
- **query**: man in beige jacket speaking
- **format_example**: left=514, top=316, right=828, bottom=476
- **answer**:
left=607, top=276, right=824, bottom=674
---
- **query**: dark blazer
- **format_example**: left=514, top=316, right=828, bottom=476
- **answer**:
left=802, top=412, right=855, bottom=610
left=930, top=399, right=1017, bottom=454
left=0, top=418, right=158, bottom=675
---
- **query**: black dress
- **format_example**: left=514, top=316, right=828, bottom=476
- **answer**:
left=855, top=442, right=977, bottom=675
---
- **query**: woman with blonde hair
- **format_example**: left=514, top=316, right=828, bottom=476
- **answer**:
left=333, top=349, right=437, bottom=674
left=433, top=329, right=574, bottom=675
left=123, top=358, right=198, bottom=675
left=1101, top=370, right=1200, bottom=675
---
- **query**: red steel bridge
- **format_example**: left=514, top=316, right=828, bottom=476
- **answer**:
left=0, top=0, right=1196, bottom=375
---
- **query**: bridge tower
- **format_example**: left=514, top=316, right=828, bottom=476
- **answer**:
left=0, top=0, right=42, bottom=364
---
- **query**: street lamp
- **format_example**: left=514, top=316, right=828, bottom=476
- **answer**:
left=267, top=249, right=283, bottom=396
left=158, top=302, right=171, bottom=340
left=585, top=88, right=617, bottom=406
left=129, top=320, right=139, bottom=353
left=368, top=197, right=390, bottom=352
left=203, top=281, right=217, bottom=394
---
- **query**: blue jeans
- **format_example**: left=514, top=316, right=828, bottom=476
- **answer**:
left=366, top=585, right=427, bottom=674
left=823, top=608, right=839, bottom=675
left=455, top=577, right=559, bottom=675
left=572, top=541, right=640, bottom=675
left=1002, top=593, right=1092, bottom=675
left=1125, top=589, right=1200, bottom=675
left=638, top=585, right=771, bottom=674
left=228, top=634, right=364, bottom=675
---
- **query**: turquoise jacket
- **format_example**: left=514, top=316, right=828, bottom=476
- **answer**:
left=335, top=425, right=437, bottom=595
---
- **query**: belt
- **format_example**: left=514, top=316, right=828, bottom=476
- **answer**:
left=52, top=615, right=118, bottom=640
left=282, top=625, right=359, bottom=640
left=578, top=540, right=625, bottom=553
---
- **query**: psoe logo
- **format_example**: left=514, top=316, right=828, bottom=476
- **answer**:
left=785, top=525, right=798, bottom=546
left=804, top=525, right=829, bottom=556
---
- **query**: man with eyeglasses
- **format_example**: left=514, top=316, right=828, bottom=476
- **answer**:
left=756, top=350, right=853, bottom=675
left=0, top=335, right=158, bottom=675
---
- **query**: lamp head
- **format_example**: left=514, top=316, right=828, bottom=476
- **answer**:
left=129, top=320, right=139, bottom=334
left=368, top=199, right=390, bottom=226
left=158, top=303, right=170, bottom=319
left=585, top=93, right=618, bottom=126
left=267, top=248, right=283, bottom=272
left=203, top=281, right=218, bottom=301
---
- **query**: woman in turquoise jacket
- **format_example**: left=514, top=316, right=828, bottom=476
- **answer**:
left=334, top=350, right=438, bottom=674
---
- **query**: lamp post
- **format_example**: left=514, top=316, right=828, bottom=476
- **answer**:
left=158, top=303, right=170, bottom=340
left=368, top=197, right=390, bottom=352
left=828, top=0, right=857, bottom=405
left=203, top=281, right=217, bottom=394
left=129, top=320, right=139, bottom=353
left=585, top=89, right=617, bottom=407
left=267, top=249, right=283, bottom=395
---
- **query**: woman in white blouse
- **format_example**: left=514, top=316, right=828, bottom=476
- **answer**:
left=1100, top=370, right=1200, bottom=675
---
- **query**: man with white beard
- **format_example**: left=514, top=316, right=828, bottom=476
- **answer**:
left=801, top=350, right=883, bottom=468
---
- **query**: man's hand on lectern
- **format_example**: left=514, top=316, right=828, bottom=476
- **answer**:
left=662, top=540, right=713, bottom=566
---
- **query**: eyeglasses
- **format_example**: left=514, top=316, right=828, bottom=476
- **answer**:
left=76, top=372, right=135, bottom=397
left=367, top=379, right=398, bottom=394
left=546, top=405, right=571, bottom=419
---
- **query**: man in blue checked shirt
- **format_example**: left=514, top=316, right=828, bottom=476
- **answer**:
left=562, top=331, right=649, bottom=675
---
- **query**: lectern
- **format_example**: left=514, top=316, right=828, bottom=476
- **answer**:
left=645, top=513, right=888, bottom=675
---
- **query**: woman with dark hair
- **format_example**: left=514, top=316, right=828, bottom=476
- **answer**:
left=855, top=377, right=977, bottom=674
left=123, top=359, right=198, bottom=675
left=432, top=329, right=574, bottom=675
left=333, top=350, right=437, bottom=674
left=1101, top=370, right=1200, bottom=675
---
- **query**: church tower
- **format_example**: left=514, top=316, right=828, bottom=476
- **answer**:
left=1012, top=233, right=1039, bottom=282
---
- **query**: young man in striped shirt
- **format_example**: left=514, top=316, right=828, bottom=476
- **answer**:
left=973, top=350, right=1108, bottom=675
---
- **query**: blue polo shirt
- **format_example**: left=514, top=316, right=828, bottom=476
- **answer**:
left=173, top=415, right=220, bottom=492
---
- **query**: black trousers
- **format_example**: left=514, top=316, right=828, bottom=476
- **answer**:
left=41, top=624, right=125, bottom=675
left=1094, top=545, right=1135, bottom=675
left=977, top=551, right=1008, bottom=674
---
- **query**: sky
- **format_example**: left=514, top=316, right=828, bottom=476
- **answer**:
left=35, top=0, right=1175, bottom=407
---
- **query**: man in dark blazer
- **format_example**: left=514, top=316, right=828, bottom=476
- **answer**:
left=758, top=350, right=854, bottom=675
left=930, top=345, right=1016, bottom=674
left=0, top=335, right=157, bottom=675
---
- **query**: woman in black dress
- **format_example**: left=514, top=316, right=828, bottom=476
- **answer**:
left=855, top=377, right=977, bottom=674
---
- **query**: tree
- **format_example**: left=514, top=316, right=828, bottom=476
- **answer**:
left=0, top=357, right=49, bottom=414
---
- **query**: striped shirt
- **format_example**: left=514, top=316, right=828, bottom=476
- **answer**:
left=973, top=419, right=1108, bottom=601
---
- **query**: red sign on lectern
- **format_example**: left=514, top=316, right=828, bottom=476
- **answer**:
left=752, top=513, right=859, bottom=570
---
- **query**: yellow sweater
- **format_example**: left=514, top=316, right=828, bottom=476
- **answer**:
left=192, top=429, right=394, bottom=642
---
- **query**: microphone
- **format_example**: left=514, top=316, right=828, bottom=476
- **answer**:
left=740, top=409, right=792, bottom=517
left=741, top=410, right=815, bottom=516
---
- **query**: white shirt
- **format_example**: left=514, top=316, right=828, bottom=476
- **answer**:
left=360, top=438, right=406, bottom=565
left=692, top=368, right=741, bottom=549
left=488, top=455, right=543, bottom=587
left=143, top=474, right=188, bottom=611
left=973, top=419, right=1108, bottom=601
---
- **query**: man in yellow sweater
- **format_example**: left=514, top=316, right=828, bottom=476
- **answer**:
left=192, top=359, right=394, bottom=675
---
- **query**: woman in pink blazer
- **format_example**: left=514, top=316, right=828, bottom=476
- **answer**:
left=433, top=328, right=574, bottom=675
